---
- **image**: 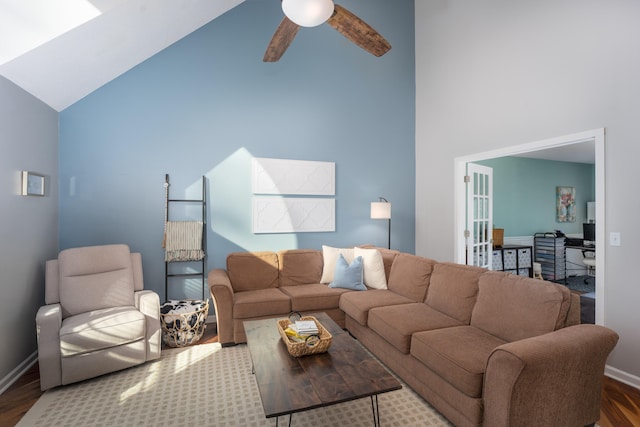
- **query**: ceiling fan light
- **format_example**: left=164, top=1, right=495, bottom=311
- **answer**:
left=282, top=0, right=335, bottom=27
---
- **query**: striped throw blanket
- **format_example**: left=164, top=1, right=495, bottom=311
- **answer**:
left=164, top=221, right=205, bottom=262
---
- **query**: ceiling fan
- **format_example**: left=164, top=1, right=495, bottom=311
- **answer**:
left=263, top=0, right=391, bottom=62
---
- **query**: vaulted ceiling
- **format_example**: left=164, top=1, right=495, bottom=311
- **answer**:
left=0, top=0, right=245, bottom=111
left=0, top=0, right=598, bottom=165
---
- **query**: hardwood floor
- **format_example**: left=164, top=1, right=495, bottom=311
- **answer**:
left=0, top=362, right=42, bottom=427
left=599, top=376, right=640, bottom=427
left=1, top=325, right=638, bottom=427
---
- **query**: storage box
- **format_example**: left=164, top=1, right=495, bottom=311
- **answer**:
left=493, top=228, right=504, bottom=247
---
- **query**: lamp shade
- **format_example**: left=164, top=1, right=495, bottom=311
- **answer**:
left=370, top=201, right=391, bottom=219
left=282, top=0, right=335, bottom=27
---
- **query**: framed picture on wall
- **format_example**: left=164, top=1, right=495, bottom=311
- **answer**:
left=21, top=171, right=46, bottom=196
left=556, top=186, right=575, bottom=222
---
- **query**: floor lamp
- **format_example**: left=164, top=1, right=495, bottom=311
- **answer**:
left=371, top=197, right=391, bottom=249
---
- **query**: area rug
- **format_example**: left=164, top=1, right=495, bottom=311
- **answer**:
left=556, top=275, right=596, bottom=293
left=18, top=343, right=451, bottom=426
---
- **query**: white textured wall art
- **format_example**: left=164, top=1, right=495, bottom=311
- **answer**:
left=252, top=158, right=335, bottom=195
left=252, top=197, right=335, bottom=233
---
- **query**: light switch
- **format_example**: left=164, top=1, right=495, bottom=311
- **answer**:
left=610, top=232, right=621, bottom=246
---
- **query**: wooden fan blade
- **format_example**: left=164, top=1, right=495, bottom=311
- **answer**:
left=327, top=4, right=391, bottom=57
left=263, top=16, right=301, bottom=62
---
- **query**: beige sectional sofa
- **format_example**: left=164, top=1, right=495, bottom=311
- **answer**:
left=208, top=246, right=618, bottom=427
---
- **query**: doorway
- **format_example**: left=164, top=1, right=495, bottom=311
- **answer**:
left=454, top=128, right=605, bottom=325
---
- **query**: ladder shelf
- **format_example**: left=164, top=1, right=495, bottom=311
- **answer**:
left=163, top=174, right=207, bottom=301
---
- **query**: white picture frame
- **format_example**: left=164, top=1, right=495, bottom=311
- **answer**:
left=252, top=158, right=335, bottom=195
left=21, top=171, right=45, bottom=196
left=252, top=197, right=335, bottom=233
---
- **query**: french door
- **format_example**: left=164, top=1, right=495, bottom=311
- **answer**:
left=466, top=163, right=493, bottom=268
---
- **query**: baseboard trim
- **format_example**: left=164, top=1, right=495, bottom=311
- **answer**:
left=0, top=351, right=38, bottom=395
left=606, top=365, right=640, bottom=390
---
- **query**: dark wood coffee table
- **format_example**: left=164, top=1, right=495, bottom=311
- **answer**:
left=244, top=312, right=401, bottom=426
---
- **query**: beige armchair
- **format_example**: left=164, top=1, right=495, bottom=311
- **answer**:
left=36, top=244, right=161, bottom=390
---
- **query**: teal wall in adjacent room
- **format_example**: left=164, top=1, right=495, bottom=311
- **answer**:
left=58, top=0, right=416, bottom=301
left=477, top=157, right=595, bottom=237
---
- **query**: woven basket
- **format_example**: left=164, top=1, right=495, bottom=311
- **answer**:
left=277, top=315, right=332, bottom=357
left=160, top=299, right=209, bottom=348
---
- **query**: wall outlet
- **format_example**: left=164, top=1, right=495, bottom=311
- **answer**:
left=610, top=232, right=621, bottom=246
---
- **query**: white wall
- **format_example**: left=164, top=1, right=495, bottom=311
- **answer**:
left=415, top=1, right=640, bottom=384
left=0, top=76, right=58, bottom=390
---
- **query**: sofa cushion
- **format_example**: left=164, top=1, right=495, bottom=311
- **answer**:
left=358, top=245, right=400, bottom=281
left=354, top=247, right=387, bottom=289
left=411, top=326, right=507, bottom=398
left=471, top=271, right=572, bottom=342
left=281, top=283, right=350, bottom=311
left=227, top=251, right=279, bottom=292
left=58, top=244, right=135, bottom=317
left=329, top=254, right=366, bottom=291
left=387, top=253, right=437, bottom=302
left=368, top=303, right=464, bottom=354
left=278, top=249, right=323, bottom=286
left=425, top=263, right=485, bottom=324
left=233, top=288, right=291, bottom=319
left=339, top=289, right=414, bottom=325
left=60, top=306, right=145, bottom=357
left=320, top=245, right=355, bottom=283
left=375, top=247, right=400, bottom=280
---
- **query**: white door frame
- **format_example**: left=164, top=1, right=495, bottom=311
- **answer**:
left=453, top=128, right=605, bottom=325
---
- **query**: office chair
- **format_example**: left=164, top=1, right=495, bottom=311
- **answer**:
left=582, top=252, right=596, bottom=284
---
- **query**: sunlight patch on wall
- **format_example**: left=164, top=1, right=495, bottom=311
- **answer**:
left=203, top=148, right=299, bottom=252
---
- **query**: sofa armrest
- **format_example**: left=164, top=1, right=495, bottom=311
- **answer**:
left=566, top=292, right=581, bottom=326
left=483, top=324, right=618, bottom=427
left=208, top=268, right=235, bottom=345
left=134, top=290, right=161, bottom=360
left=36, top=304, right=62, bottom=390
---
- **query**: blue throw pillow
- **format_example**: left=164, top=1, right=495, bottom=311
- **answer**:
left=329, top=254, right=366, bottom=291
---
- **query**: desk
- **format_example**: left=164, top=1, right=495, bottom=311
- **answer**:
left=565, top=243, right=595, bottom=253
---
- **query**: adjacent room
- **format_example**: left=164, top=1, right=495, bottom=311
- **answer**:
left=476, top=151, right=598, bottom=323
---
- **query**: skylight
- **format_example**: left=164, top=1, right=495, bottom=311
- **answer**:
left=0, top=0, right=102, bottom=65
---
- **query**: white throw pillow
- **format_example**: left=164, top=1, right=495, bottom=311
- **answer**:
left=320, top=245, right=355, bottom=283
left=354, top=247, right=388, bottom=289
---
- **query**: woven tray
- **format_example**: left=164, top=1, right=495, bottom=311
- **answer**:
left=277, top=315, right=332, bottom=357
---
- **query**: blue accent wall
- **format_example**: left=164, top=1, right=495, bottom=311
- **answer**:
left=478, top=157, right=595, bottom=237
left=59, top=0, right=416, bottom=300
